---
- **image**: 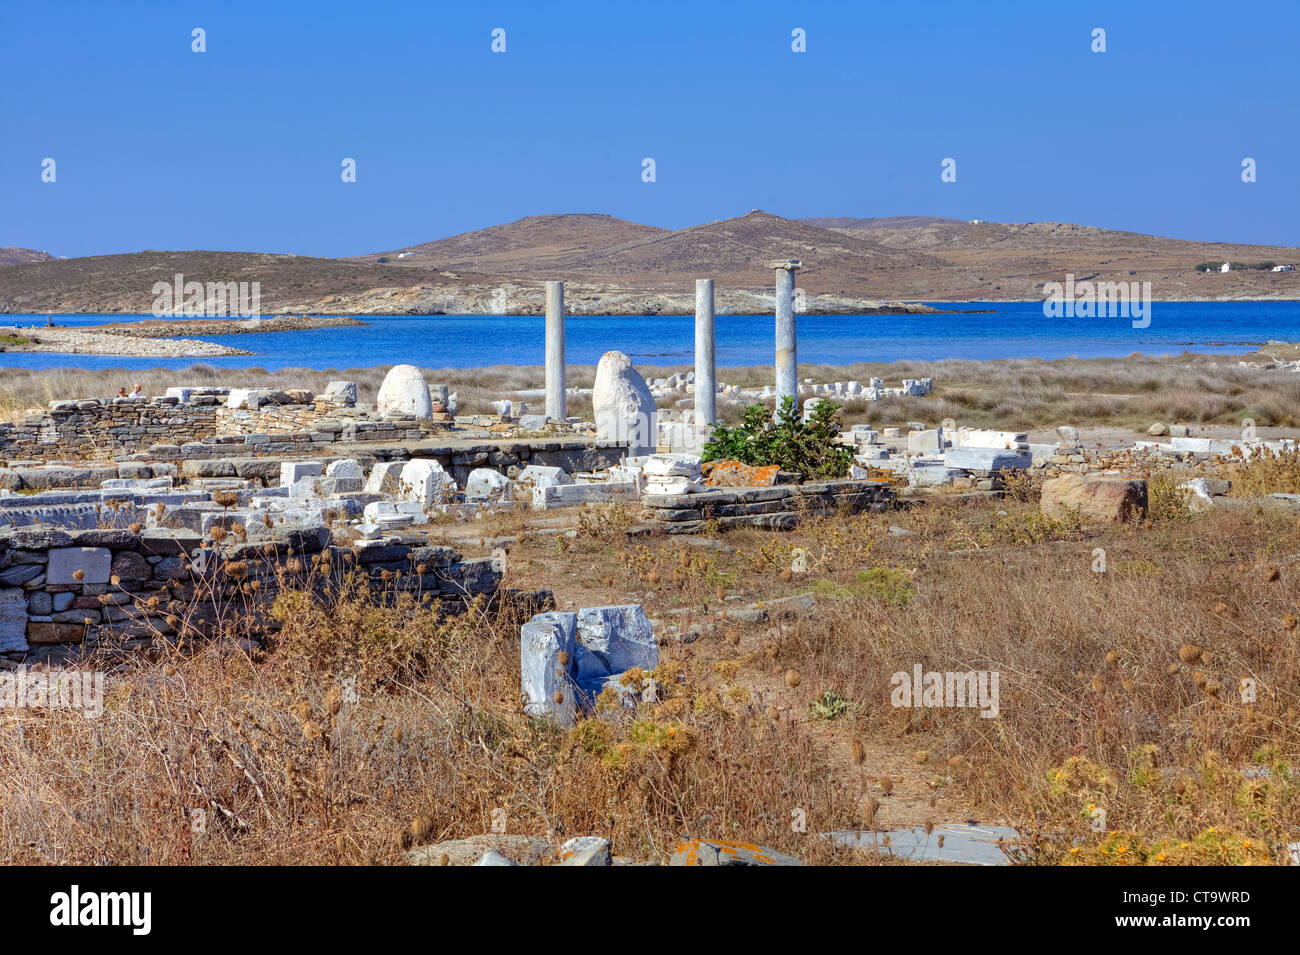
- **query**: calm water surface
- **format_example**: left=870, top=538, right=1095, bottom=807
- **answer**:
left=2, top=301, right=1298, bottom=371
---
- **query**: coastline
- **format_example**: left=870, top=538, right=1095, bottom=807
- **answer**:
left=0, top=325, right=251, bottom=358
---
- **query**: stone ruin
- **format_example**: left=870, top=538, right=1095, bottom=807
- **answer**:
left=521, top=604, right=659, bottom=728
left=0, top=522, right=504, bottom=662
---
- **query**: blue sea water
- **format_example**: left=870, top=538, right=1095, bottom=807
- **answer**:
left=2, top=301, right=1298, bottom=372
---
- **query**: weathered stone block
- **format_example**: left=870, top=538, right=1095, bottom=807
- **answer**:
left=280, top=461, right=323, bottom=487
left=0, top=588, right=27, bottom=652
left=576, top=605, right=658, bottom=676
left=520, top=611, right=578, bottom=727
left=46, top=547, right=112, bottom=585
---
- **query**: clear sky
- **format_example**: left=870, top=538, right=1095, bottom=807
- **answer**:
left=3, top=0, right=1297, bottom=259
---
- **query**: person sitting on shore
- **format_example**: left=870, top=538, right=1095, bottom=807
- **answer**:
left=130, top=383, right=143, bottom=397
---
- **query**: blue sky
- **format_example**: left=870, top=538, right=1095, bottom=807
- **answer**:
left=3, top=0, right=1297, bottom=258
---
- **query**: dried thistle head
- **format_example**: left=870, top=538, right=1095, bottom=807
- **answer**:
left=850, top=739, right=865, bottom=765
left=862, top=796, right=880, bottom=826
left=209, top=525, right=229, bottom=542
left=1178, top=644, right=1203, bottom=664
left=411, top=815, right=434, bottom=842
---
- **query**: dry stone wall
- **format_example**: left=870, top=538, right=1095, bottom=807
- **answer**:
left=0, top=391, right=430, bottom=465
left=0, top=523, right=504, bottom=663
left=639, top=479, right=895, bottom=534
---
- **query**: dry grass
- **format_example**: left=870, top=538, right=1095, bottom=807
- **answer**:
left=4, top=488, right=1298, bottom=864
left=4, top=350, right=1297, bottom=431
left=557, top=494, right=1300, bottom=865
left=0, top=536, right=857, bottom=865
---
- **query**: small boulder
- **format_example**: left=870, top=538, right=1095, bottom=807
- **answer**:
left=324, top=380, right=358, bottom=404
left=1041, top=475, right=1148, bottom=525
left=465, top=468, right=513, bottom=502
left=1147, top=422, right=1169, bottom=437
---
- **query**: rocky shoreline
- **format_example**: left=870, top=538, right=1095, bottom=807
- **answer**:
left=87, top=314, right=366, bottom=337
left=305, top=285, right=954, bottom=316
left=0, top=326, right=251, bottom=358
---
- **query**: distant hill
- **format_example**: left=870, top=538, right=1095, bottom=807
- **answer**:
left=0, top=247, right=57, bottom=267
left=799, top=216, right=965, bottom=231
left=2, top=211, right=1297, bottom=314
left=351, top=214, right=667, bottom=272
left=357, top=210, right=943, bottom=291
left=0, top=250, right=502, bottom=315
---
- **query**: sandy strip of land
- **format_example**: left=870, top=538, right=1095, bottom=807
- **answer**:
left=0, top=326, right=252, bottom=357
left=86, top=314, right=365, bottom=337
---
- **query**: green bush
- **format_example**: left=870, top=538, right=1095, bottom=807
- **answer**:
left=701, top=396, right=853, bottom=479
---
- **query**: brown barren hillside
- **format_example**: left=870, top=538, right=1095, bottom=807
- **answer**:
left=811, top=218, right=1300, bottom=300
left=350, top=213, right=668, bottom=273
left=0, top=251, right=504, bottom=315
left=800, top=215, right=965, bottom=231
left=0, top=247, right=57, bottom=267
left=2, top=211, right=1298, bottom=314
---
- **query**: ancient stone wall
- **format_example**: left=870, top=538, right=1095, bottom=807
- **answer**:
left=214, top=397, right=367, bottom=435
left=0, top=396, right=221, bottom=463
left=0, top=394, right=434, bottom=465
left=0, top=523, right=502, bottom=663
left=639, top=479, right=895, bottom=534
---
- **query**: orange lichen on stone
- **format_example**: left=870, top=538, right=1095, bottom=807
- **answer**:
left=702, top=460, right=782, bottom=487
left=671, top=837, right=779, bottom=865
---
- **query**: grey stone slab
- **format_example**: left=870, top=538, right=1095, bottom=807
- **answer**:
left=821, top=824, right=1019, bottom=866
left=46, top=547, right=112, bottom=585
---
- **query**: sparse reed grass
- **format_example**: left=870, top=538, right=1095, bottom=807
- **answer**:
left=4, top=350, right=1297, bottom=430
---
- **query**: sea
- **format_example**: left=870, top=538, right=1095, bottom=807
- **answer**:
left=2, top=301, right=1299, bottom=371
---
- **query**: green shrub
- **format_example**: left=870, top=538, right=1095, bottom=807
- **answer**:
left=702, top=396, right=853, bottom=479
